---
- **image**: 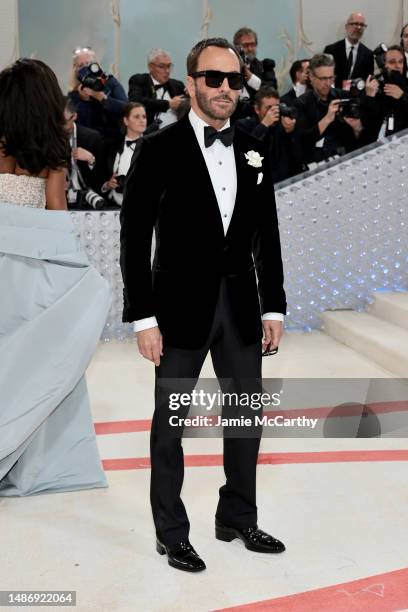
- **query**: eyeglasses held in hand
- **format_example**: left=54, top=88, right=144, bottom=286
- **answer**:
left=262, top=344, right=279, bottom=357
left=190, top=70, right=244, bottom=90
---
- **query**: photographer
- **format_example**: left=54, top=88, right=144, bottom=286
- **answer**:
left=64, top=97, right=107, bottom=210
left=281, top=59, right=310, bottom=103
left=102, top=103, right=147, bottom=207
left=236, top=87, right=305, bottom=183
left=363, top=46, right=408, bottom=141
left=233, top=27, right=277, bottom=100
left=68, top=47, right=128, bottom=140
left=295, top=53, right=367, bottom=165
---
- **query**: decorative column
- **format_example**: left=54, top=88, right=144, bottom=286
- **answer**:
left=111, top=0, right=121, bottom=79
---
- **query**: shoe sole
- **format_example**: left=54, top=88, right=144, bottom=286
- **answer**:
left=215, top=525, right=286, bottom=553
left=156, top=541, right=206, bottom=572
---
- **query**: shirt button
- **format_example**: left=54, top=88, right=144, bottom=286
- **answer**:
left=219, top=161, right=223, bottom=165
left=222, top=187, right=226, bottom=191
left=224, top=214, right=228, bottom=218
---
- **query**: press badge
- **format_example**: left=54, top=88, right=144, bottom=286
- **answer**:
left=388, top=115, right=395, bottom=132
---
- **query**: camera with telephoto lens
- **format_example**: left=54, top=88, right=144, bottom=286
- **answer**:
left=279, top=102, right=297, bottom=119
left=375, top=69, right=406, bottom=92
left=115, top=175, right=127, bottom=194
left=236, top=46, right=249, bottom=66
left=78, top=189, right=105, bottom=210
left=77, top=62, right=108, bottom=92
left=337, top=98, right=362, bottom=118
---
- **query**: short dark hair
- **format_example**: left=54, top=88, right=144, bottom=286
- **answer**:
left=233, top=27, right=258, bottom=47
left=186, top=37, right=242, bottom=75
left=0, top=59, right=69, bottom=175
left=386, top=44, right=405, bottom=58
left=64, top=96, right=77, bottom=115
left=289, top=59, right=309, bottom=84
left=123, top=102, right=146, bottom=118
left=254, top=86, right=279, bottom=107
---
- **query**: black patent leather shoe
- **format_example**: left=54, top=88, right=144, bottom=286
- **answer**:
left=156, top=538, right=206, bottom=572
left=215, top=520, right=285, bottom=553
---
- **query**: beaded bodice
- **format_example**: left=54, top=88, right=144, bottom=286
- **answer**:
left=0, top=173, right=46, bottom=208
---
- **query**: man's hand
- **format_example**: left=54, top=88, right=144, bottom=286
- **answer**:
left=365, top=75, right=379, bottom=97
left=78, top=85, right=91, bottom=101
left=169, top=95, right=184, bottom=111
left=104, top=174, right=119, bottom=190
left=326, top=99, right=341, bottom=122
left=73, top=147, right=95, bottom=164
left=281, top=116, right=296, bottom=133
left=384, top=84, right=404, bottom=100
left=343, top=116, right=363, bottom=137
left=136, top=326, right=163, bottom=366
left=87, top=89, right=107, bottom=103
left=262, top=320, right=284, bottom=352
left=261, top=105, right=280, bottom=128
left=243, top=66, right=253, bottom=81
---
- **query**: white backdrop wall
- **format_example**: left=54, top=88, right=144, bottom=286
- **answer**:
left=0, top=0, right=19, bottom=69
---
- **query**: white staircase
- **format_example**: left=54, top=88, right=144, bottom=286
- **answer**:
left=322, top=292, right=408, bottom=377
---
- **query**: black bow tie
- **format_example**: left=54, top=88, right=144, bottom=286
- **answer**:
left=126, top=139, right=138, bottom=147
left=204, top=125, right=234, bottom=148
left=154, top=83, right=167, bottom=91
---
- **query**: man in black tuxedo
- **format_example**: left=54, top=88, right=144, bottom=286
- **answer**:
left=120, top=37, right=286, bottom=573
left=281, top=59, right=310, bottom=103
left=324, top=12, right=374, bottom=89
left=128, top=48, right=185, bottom=128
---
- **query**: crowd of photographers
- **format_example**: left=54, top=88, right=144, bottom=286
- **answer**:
left=65, top=13, right=408, bottom=209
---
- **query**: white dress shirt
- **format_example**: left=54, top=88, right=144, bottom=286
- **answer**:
left=345, top=39, right=360, bottom=78
left=152, top=76, right=178, bottom=128
left=134, top=108, right=284, bottom=332
left=102, top=137, right=137, bottom=205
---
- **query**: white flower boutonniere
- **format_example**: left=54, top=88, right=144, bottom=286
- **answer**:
left=244, top=150, right=264, bottom=168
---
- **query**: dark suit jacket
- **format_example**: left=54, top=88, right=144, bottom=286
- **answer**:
left=120, top=115, right=286, bottom=349
left=245, top=57, right=277, bottom=100
left=128, top=73, right=185, bottom=125
left=236, top=116, right=305, bottom=183
left=324, top=39, right=374, bottom=88
left=280, top=88, right=298, bottom=104
left=294, top=89, right=368, bottom=164
left=74, top=124, right=106, bottom=193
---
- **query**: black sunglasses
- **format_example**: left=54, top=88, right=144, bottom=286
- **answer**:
left=190, top=70, right=244, bottom=90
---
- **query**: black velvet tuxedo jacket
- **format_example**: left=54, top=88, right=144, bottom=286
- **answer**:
left=128, top=73, right=185, bottom=125
left=323, top=40, right=374, bottom=89
left=120, top=114, right=286, bottom=350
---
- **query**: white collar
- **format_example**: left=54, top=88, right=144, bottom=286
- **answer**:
left=151, top=75, right=163, bottom=87
left=188, top=108, right=231, bottom=149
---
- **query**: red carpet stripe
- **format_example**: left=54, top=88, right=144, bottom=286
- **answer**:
left=94, top=400, right=408, bottom=435
left=214, top=567, right=408, bottom=611
left=102, top=449, right=408, bottom=471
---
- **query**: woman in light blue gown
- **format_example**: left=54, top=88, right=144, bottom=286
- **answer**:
left=0, top=59, right=111, bottom=495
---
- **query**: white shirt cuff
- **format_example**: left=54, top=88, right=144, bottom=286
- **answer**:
left=247, top=73, right=262, bottom=91
left=262, top=312, right=284, bottom=322
left=133, top=317, right=158, bottom=333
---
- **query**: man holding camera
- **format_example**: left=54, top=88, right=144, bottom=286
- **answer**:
left=363, top=46, right=408, bottom=141
left=69, top=47, right=128, bottom=141
left=295, top=53, right=367, bottom=166
left=64, top=97, right=106, bottom=210
left=233, top=27, right=277, bottom=100
left=236, top=86, right=304, bottom=183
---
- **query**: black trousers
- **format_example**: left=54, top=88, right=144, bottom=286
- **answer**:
left=151, top=279, right=262, bottom=545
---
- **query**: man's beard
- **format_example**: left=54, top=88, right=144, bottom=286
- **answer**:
left=195, top=85, right=238, bottom=121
